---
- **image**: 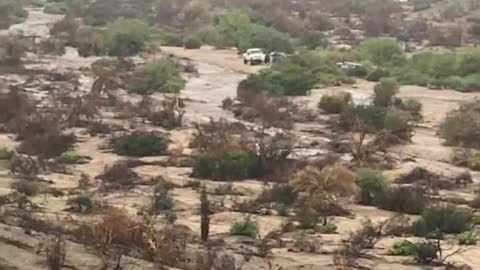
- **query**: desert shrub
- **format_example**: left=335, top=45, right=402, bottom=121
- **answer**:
left=161, top=32, right=184, bottom=47
left=373, top=78, right=399, bottom=107
left=316, top=222, right=337, bottom=234
left=110, top=131, right=169, bottom=157
left=319, top=94, right=348, bottom=114
left=357, top=169, right=387, bottom=205
left=389, top=240, right=417, bottom=256
left=129, top=59, right=185, bottom=94
left=378, top=186, right=427, bottom=215
left=44, top=2, right=68, bottom=14
left=237, top=62, right=317, bottom=98
left=291, top=164, right=359, bottom=197
left=230, top=218, right=258, bottom=238
left=217, top=12, right=293, bottom=54
left=67, top=194, right=93, bottom=213
left=50, top=16, right=79, bottom=45
left=183, top=36, right=202, bottom=49
left=98, top=161, right=140, bottom=188
left=151, top=183, right=175, bottom=215
left=256, top=184, right=298, bottom=206
left=439, top=101, right=480, bottom=148
left=105, top=19, right=150, bottom=57
left=0, top=0, right=27, bottom=29
left=335, top=219, right=384, bottom=266
left=45, top=235, right=66, bottom=270
left=383, top=108, right=414, bottom=141
left=0, top=89, right=34, bottom=124
left=366, top=69, right=390, bottom=82
left=458, top=231, right=477, bottom=245
left=11, top=180, right=40, bottom=196
left=213, top=183, right=241, bottom=196
left=15, top=114, right=76, bottom=158
left=0, top=36, right=27, bottom=65
left=339, top=105, right=387, bottom=132
left=39, top=38, right=66, bottom=56
left=57, top=152, right=90, bottom=164
left=192, top=150, right=255, bottom=181
left=414, top=206, right=472, bottom=236
left=357, top=38, right=404, bottom=67
left=75, top=26, right=108, bottom=57
left=396, top=98, right=423, bottom=121
left=414, top=241, right=439, bottom=265
left=462, top=74, right=480, bottom=92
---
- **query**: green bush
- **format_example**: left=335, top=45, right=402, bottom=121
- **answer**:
left=129, top=59, right=185, bottom=94
left=151, top=183, right=174, bottom=215
left=238, top=62, right=316, bottom=98
left=57, top=151, right=90, bottom=164
left=373, top=78, right=399, bottom=107
left=366, top=69, right=390, bottom=82
left=396, top=98, right=423, bottom=121
left=462, top=74, right=480, bottom=92
left=192, top=150, right=255, bottom=181
left=44, top=2, right=67, bottom=14
left=230, top=218, right=258, bottom=238
left=162, top=32, right=184, bottom=47
left=357, top=169, right=387, bottom=205
left=389, top=240, right=417, bottom=256
left=339, top=105, right=387, bottom=132
left=458, top=231, right=477, bottom=245
left=75, top=26, right=108, bottom=57
left=110, top=131, right=169, bottom=157
left=106, top=19, right=150, bottom=57
left=0, top=0, right=27, bottom=29
left=319, top=95, right=348, bottom=114
left=217, top=12, right=293, bottom=54
left=183, top=36, right=202, bottom=49
left=414, top=241, right=439, bottom=264
left=257, top=184, right=298, bottom=206
left=378, top=186, right=427, bottom=215
left=414, top=206, right=472, bottom=236
left=357, top=37, right=404, bottom=66
left=439, top=101, right=480, bottom=148
left=383, top=108, right=414, bottom=141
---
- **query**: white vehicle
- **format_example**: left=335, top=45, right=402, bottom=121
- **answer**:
left=243, top=48, right=266, bottom=65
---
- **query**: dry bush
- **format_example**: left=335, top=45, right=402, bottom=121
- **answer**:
left=291, top=164, right=358, bottom=197
left=334, top=219, right=385, bottom=268
left=14, top=113, right=75, bottom=158
left=11, top=180, right=42, bottom=197
left=0, top=87, right=35, bottom=124
left=77, top=210, right=149, bottom=269
left=45, top=234, right=67, bottom=270
left=234, top=95, right=294, bottom=130
left=65, top=96, right=100, bottom=127
left=97, top=161, right=140, bottom=189
left=9, top=153, right=46, bottom=176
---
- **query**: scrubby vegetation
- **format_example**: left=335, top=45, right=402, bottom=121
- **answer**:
left=129, top=59, right=185, bottom=94
left=414, top=205, right=473, bottom=236
left=439, top=101, right=480, bottom=148
left=0, top=0, right=27, bottom=29
left=110, top=131, right=169, bottom=157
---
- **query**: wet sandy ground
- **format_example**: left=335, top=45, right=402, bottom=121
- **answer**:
left=2, top=7, right=480, bottom=270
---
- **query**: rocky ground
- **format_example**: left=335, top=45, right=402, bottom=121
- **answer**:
left=1, top=7, right=480, bottom=270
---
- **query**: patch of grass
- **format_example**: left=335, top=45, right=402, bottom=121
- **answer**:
left=388, top=240, right=417, bottom=256
left=57, top=151, right=91, bottom=164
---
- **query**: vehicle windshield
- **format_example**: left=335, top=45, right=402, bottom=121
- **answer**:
left=249, top=49, right=263, bottom=54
